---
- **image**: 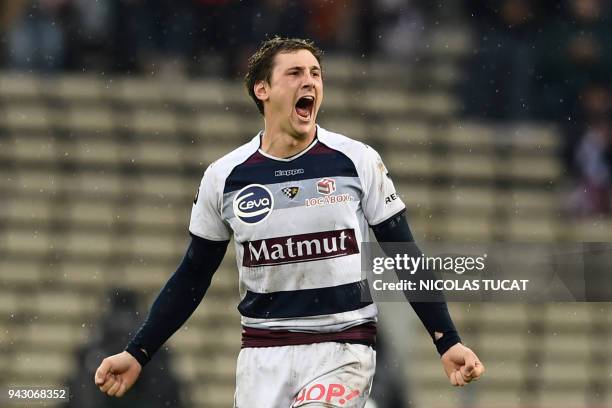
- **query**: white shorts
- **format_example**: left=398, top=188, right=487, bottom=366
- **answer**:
left=234, top=342, right=376, bottom=408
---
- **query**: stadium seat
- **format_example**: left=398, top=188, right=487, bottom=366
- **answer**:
left=319, top=55, right=354, bottom=83
left=58, top=262, right=112, bottom=289
left=0, top=291, right=19, bottom=317
left=1, top=195, right=53, bottom=226
left=444, top=121, right=495, bottom=149
left=2, top=104, right=56, bottom=131
left=386, top=150, right=433, bottom=179
left=57, top=230, right=114, bottom=258
left=0, top=259, right=41, bottom=286
left=357, top=88, right=414, bottom=115
left=59, top=198, right=117, bottom=227
left=320, top=88, right=349, bottom=112
left=506, top=216, right=557, bottom=241
left=445, top=215, right=493, bottom=240
left=111, top=78, right=164, bottom=105
left=321, top=116, right=367, bottom=140
left=130, top=109, right=178, bottom=135
left=8, top=350, right=76, bottom=382
left=442, top=152, right=496, bottom=180
left=2, top=228, right=51, bottom=257
left=505, top=155, right=562, bottom=183
left=192, top=383, right=237, bottom=408
left=441, top=187, right=496, bottom=214
left=65, top=106, right=114, bottom=132
left=477, top=332, right=528, bottom=357
left=45, top=75, right=103, bottom=101
left=0, top=72, right=41, bottom=101
left=133, top=140, right=183, bottom=168
left=73, top=138, right=122, bottom=166
left=379, top=120, right=432, bottom=147
left=19, top=323, right=89, bottom=351
left=9, top=133, right=59, bottom=164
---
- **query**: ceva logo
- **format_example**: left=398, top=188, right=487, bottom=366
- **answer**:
left=233, top=184, right=274, bottom=225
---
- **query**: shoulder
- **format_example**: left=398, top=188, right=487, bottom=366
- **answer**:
left=203, top=134, right=260, bottom=183
left=318, top=126, right=380, bottom=167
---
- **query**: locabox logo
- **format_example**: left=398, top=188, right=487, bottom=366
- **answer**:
left=317, top=178, right=336, bottom=195
left=233, top=184, right=274, bottom=225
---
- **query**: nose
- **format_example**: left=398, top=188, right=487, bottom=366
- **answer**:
left=302, top=73, right=315, bottom=89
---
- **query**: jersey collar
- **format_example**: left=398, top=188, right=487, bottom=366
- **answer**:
left=257, top=125, right=319, bottom=162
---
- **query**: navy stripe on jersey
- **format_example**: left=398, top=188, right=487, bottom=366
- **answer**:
left=224, top=140, right=358, bottom=194
left=237, top=280, right=373, bottom=319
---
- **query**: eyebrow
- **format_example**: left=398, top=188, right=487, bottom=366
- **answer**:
left=286, top=66, right=321, bottom=72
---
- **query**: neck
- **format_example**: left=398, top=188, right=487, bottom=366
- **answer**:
left=260, top=121, right=316, bottom=158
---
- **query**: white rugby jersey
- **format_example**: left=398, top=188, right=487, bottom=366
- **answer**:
left=189, top=125, right=405, bottom=332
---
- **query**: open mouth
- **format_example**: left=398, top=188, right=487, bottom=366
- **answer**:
left=295, top=96, right=314, bottom=120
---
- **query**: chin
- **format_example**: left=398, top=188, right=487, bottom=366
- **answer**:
left=292, top=123, right=314, bottom=137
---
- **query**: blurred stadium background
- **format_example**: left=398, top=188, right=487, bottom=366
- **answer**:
left=1, top=1, right=611, bottom=407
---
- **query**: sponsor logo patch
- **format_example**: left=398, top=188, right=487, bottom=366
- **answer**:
left=233, top=184, right=274, bottom=225
left=385, top=192, right=397, bottom=204
left=292, top=383, right=360, bottom=407
left=243, top=229, right=358, bottom=267
left=305, top=193, right=355, bottom=207
left=316, top=178, right=336, bottom=195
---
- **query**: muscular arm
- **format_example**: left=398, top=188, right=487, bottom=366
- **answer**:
left=125, top=234, right=229, bottom=367
left=372, top=210, right=461, bottom=356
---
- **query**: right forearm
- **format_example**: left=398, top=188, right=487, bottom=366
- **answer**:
left=125, top=235, right=228, bottom=367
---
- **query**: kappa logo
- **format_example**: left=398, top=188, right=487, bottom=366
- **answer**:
left=316, top=178, right=336, bottom=195
left=233, top=184, right=274, bottom=225
left=275, top=168, right=305, bottom=177
left=281, top=186, right=300, bottom=200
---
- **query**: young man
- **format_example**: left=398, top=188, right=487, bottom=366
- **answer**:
left=94, top=37, right=484, bottom=407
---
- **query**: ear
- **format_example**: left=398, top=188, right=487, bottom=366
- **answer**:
left=254, top=80, right=269, bottom=103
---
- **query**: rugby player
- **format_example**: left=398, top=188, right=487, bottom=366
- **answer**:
left=95, top=37, right=484, bottom=407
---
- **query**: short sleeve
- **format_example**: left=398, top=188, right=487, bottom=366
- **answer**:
left=189, top=165, right=232, bottom=241
left=360, top=145, right=406, bottom=226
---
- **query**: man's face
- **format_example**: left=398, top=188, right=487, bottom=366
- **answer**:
left=258, top=49, right=323, bottom=138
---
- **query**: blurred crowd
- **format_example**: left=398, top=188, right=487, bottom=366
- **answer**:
left=463, top=0, right=612, bottom=216
left=0, top=0, right=428, bottom=77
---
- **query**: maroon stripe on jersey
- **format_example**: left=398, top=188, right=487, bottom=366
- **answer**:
left=242, top=229, right=359, bottom=267
left=243, top=150, right=267, bottom=165
left=308, top=141, right=337, bottom=155
left=241, top=323, right=376, bottom=348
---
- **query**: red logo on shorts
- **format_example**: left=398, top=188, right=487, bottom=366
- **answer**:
left=292, top=383, right=360, bottom=407
left=317, top=178, right=336, bottom=195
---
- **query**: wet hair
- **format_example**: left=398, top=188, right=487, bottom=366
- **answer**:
left=244, top=36, right=323, bottom=115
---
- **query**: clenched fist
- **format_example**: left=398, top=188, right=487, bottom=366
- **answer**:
left=94, top=351, right=142, bottom=397
left=441, top=343, right=485, bottom=386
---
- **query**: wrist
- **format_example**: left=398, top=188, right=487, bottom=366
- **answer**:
left=434, top=330, right=461, bottom=356
left=125, top=342, right=149, bottom=368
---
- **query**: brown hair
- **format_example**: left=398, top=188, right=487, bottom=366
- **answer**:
left=244, top=36, right=323, bottom=115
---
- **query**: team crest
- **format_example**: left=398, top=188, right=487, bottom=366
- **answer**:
left=281, top=186, right=300, bottom=200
